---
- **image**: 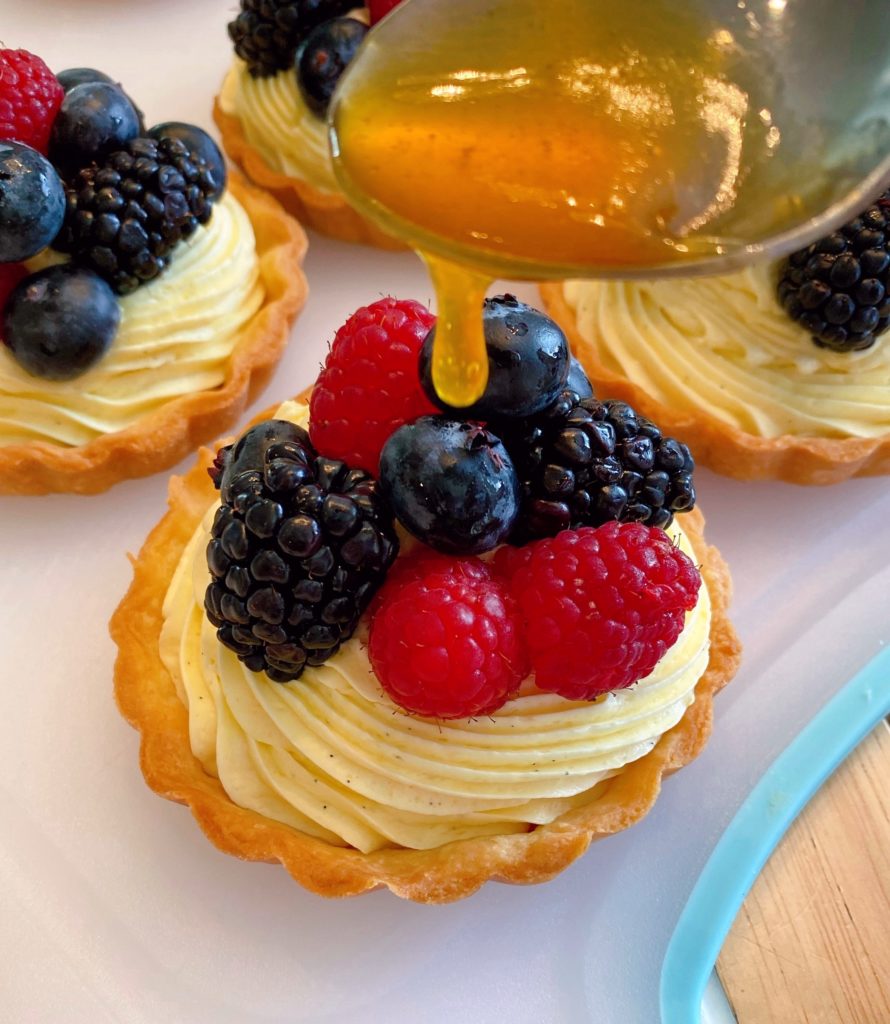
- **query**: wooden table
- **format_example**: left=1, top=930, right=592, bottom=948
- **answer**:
left=718, top=720, right=890, bottom=1022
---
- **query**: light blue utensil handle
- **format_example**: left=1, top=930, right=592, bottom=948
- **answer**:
left=661, top=644, right=890, bottom=1024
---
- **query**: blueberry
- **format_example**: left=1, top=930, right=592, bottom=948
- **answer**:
left=296, top=17, right=369, bottom=117
left=420, top=294, right=570, bottom=418
left=147, top=122, right=226, bottom=200
left=49, top=82, right=141, bottom=178
left=0, top=142, right=66, bottom=262
left=379, top=416, right=520, bottom=555
left=3, top=265, right=120, bottom=381
left=566, top=356, right=594, bottom=399
left=56, top=68, right=115, bottom=92
left=218, top=420, right=315, bottom=502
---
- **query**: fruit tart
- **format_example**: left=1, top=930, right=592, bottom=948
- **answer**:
left=0, top=48, right=307, bottom=495
left=112, top=295, right=740, bottom=903
left=215, top=0, right=404, bottom=248
left=541, top=189, right=890, bottom=485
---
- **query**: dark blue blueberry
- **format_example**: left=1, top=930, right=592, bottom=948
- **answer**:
left=3, top=265, right=119, bottom=381
left=296, top=17, right=369, bottom=117
left=379, top=416, right=520, bottom=555
left=0, top=142, right=66, bottom=262
left=147, top=122, right=226, bottom=200
left=420, top=294, right=570, bottom=418
left=49, top=82, right=141, bottom=178
left=566, top=356, right=594, bottom=399
left=56, top=67, right=115, bottom=92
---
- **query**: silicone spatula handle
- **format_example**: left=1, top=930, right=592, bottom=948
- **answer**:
left=660, top=644, right=890, bottom=1024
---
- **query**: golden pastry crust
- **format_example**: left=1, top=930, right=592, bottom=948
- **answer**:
left=0, top=175, right=308, bottom=496
left=214, top=96, right=404, bottom=252
left=540, top=282, right=890, bottom=485
left=111, top=393, right=741, bottom=903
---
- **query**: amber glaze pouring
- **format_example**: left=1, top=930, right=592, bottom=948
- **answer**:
left=330, top=0, right=890, bottom=406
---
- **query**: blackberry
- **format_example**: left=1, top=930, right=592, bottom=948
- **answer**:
left=228, top=0, right=356, bottom=78
left=54, top=136, right=221, bottom=295
left=205, top=420, right=399, bottom=682
left=494, top=390, right=696, bottom=542
left=777, top=190, right=890, bottom=353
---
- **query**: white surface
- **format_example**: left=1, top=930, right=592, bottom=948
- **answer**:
left=1, top=2, right=889, bottom=1022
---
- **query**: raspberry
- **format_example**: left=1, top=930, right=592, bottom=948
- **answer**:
left=0, top=262, right=28, bottom=320
left=309, top=297, right=437, bottom=476
left=371, top=547, right=490, bottom=608
left=369, top=550, right=529, bottom=719
left=494, top=522, right=701, bottom=700
left=367, top=0, right=403, bottom=23
left=0, top=49, right=64, bottom=154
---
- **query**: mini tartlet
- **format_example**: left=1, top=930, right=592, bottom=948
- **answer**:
left=540, top=195, right=890, bottom=486
left=109, top=346, right=737, bottom=905
left=0, top=51, right=310, bottom=494
left=0, top=174, right=307, bottom=496
left=215, top=4, right=402, bottom=249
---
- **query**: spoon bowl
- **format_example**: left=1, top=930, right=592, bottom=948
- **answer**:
left=331, top=0, right=890, bottom=281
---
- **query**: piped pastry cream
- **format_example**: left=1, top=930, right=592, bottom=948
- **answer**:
left=561, top=265, right=890, bottom=441
left=113, top=398, right=738, bottom=901
left=219, top=62, right=337, bottom=194
left=159, top=404, right=711, bottom=854
left=0, top=193, right=263, bottom=447
left=540, top=270, right=890, bottom=484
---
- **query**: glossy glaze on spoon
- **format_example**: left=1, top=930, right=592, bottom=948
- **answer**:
left=329, top=0, right=884, bottom=405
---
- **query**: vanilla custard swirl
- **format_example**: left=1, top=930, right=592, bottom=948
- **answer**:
left=0, top=193, right=263, bottom=447
left=160, top=403, right=711, bottom=853
left=220, top=61, right=338, bottom=194
left=563, top=265, right=890, bottom=439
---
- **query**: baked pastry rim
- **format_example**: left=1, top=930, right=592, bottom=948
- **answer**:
left=111, top=394, right=741, bottom=904
left=0, top=174, right=308, bottom=495
left=539, top=281, right=890, bottom=485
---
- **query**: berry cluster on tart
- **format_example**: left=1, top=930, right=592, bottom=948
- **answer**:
left=541, top=189, right=890, bottom=485
left=215, top=0, right=404, bottom=247
left=0, top=47, right=307, bottom=495
left=112, top=294, right=740, bottom=903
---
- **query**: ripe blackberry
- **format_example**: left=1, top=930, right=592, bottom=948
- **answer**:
left=205, top=421, right=399, bottom=683
left=777, top=190, right=890, bottom=353
left=228, top=0, right=356, bottom=78
left=54, top=136, right=221, bottom=295
left=494, top=390, right=696, bottom=542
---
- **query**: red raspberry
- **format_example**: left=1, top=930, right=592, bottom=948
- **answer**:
left=309, top=297, right=437, bottom=477
left=0, top=262, right=28, bottom=341
left=0, top=49, right=64, bottom=155
left=367, top=0, right=403, bottom=24
left=370, top=547, right=490, bottom=611
left=369, top=550, right=529, bottom=719
left=494, top=522, right=702, bottom=700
